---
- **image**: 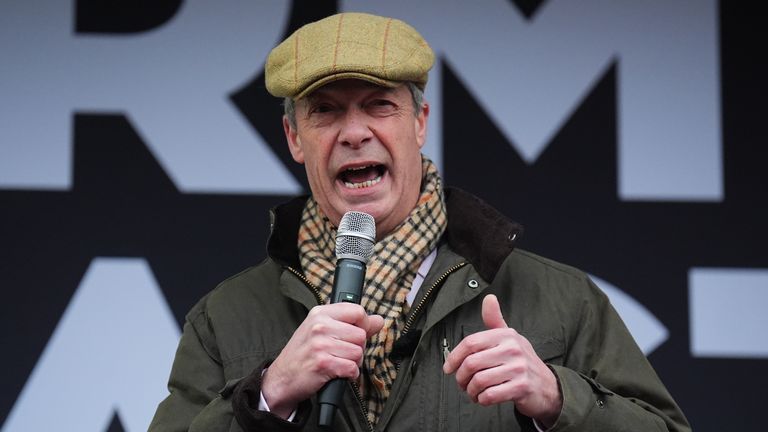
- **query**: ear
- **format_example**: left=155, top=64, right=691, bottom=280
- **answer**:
left=283, top=115, right=304, bottom=164
left=415, top=102, right=429, bottom=149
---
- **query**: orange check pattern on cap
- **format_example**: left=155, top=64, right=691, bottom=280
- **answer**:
left=266, top=12, right=435, bottom=99
left=298, top=156, right=447, bottom=425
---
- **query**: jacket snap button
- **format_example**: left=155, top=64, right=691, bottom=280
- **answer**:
left=596, top=399, right=605, bottom=408
left=468, top=279, right=479, bottom=288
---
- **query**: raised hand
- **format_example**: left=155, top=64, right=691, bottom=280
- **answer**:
left=443, top=294, right=562, bottom=428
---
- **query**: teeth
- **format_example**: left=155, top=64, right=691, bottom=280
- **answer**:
left=344, top=175, right=382, bottom=189
left=341, top=165, right=383, bottom=189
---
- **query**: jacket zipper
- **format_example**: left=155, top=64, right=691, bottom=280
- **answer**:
left=285, top=266, right=375, bottom=432
left=285, top=266, right=324, bottom=305
left=439, top=332, right=452, bottom=432
left=350, top=379, right=374, bottom=432
left=396, top=262, right=468, bottom=371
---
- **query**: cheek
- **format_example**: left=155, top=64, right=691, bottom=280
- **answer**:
left=305, top=147, right=334, bottom=183
left=393, top=150, right=423, bottom=198
left=405, top=144, right=424, bottom=176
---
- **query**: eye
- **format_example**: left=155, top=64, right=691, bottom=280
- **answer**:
left=310, top=103, right=335, bottom=114
left=367, top=98, right=397, bottom=114
left=370, top=99, right=394, bottom=107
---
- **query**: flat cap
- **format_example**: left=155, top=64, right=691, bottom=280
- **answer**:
left=265, top=12, right=434, bottom=99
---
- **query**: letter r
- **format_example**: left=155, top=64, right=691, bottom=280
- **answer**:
left=0, top=0, right=299, bottom=194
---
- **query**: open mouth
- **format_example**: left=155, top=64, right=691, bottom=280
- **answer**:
left=338, top=164, right=386, bottom=189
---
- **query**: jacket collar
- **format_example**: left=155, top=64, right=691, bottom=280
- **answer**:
left=266, top=187, right=523, bottom=282
left=442, top=187, right=523, bottom=282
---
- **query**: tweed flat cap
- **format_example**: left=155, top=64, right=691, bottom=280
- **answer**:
left=265, top=12, right=435, bottom=99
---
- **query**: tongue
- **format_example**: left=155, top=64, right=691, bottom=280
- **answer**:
left=343, top=166, right=379, bottom=184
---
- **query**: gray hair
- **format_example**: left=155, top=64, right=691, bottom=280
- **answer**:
left=283, top=82, right=424, bottom=130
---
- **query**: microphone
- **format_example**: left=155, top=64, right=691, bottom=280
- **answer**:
left=318, top=211, right=376, bottom=428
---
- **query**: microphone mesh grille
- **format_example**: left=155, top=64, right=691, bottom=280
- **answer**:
left=336, top=211, right=376, bottom=262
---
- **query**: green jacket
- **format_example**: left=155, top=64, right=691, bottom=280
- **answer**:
left=150, top=188, right=690, bottom=432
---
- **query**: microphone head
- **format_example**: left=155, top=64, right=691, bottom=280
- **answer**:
left=336, top=211, right=376, bottom=263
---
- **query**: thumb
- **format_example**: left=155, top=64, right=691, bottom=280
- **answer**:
left=366, top=314, right=385, bottom=337
left=482, top=294, right=508, bottom=329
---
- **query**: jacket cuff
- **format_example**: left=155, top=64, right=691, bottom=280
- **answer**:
left=232, top=360, right=312, bottom=431
left=546, top=365, right=613, bottom=431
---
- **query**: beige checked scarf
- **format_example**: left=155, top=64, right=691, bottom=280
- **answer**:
left=298, top=156, right=447, bottom=425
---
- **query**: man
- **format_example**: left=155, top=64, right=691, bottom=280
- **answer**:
left=150, top=12, right=690, bottom=432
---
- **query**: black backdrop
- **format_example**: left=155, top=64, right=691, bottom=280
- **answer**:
left=1, top=1, right=766, bottom=430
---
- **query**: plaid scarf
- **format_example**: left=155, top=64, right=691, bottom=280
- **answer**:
left=298, top=156, right=447, bottom=425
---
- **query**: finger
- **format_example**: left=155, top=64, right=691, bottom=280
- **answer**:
left=317, top=337, right=365, bottom=363
left=443, top=330, right=501, bottom=374
left=322, top=303, right=369, bottom=327
left=308, top=317, right=368, bottom=348
left=474, top=378, right=526, bottom=406
left=464, top=360, right=523, bottom=401
left=453, top=342, right=513, bottom=389
left=365, top=314, right=385, bottom=337
left=316, top=352, right=362, bottom=380
left=482, top=294, right=508, bottom=330
left=443, top=337, right=472, bottom=374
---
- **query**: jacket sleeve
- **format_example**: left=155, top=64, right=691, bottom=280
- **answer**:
left=231, top=361, right=312, bottom=431
left=148, top=308, right=240, bottom=431
left=547, top=277, right=691, bottom=432
left=148, top=305, right=313, bottom=432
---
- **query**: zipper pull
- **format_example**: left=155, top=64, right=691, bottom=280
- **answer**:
left=442, top=337, right=451, bottom=362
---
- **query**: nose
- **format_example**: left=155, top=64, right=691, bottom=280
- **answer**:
left=337, top=108, right=373, bottom=149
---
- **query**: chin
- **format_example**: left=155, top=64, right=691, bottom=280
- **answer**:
left=347, top=203, right=385, bottom=220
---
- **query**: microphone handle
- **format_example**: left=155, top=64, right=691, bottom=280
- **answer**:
left=318, top=258, right=366, bottom=428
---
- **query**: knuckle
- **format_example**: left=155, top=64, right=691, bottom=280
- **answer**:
left=474, top=372, right=492, bottom=389
left=508, top=381, right=529, bottom=399
left=349, top=327, right=367, bottom=345
left=455, top=372, right=469, bottom=389
left=343, top=361, right=360, bottom=378
left=308, top=305, right=325, bottom=318
left=312, top=337, right=332, bottom=352
left=464, top=355, right=481, bottom=371
left=464, top=337, right=480, bottom=352
left=510, top=362, right=527, bottom=376
left=478, top=389, right=498, bottom=406
left=313, top=355, right=334, bottom=373
left=310, top=356, right=331, bottom=375
left=351, top=344, right=364, bottom=360
left=501, top=343, right=523, bottom=357
left=309, top=322, right=328, bottom=336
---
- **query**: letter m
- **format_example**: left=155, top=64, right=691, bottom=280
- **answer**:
left=346, top=0, right=722, bottom=201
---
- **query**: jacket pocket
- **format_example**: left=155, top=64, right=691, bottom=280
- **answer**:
left=523, top=333, right=565, bottom=366
left=460, top=325, right=565, bottom=363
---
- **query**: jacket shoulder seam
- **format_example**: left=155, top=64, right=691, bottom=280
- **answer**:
left=512, top=249, right=589, bottom=282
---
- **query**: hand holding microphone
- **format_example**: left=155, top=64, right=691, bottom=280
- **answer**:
left=317, top=211, right=376, bottom=427
left=260, top=212, right=381, bottom=424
